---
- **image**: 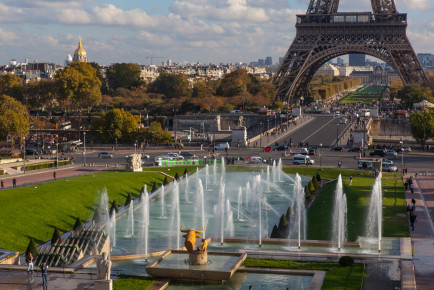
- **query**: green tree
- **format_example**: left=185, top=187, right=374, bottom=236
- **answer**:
left=410, top=109, right=434, bottom=148
left=217, top=69, right=256, bottom=98
left=163, top=176, right=169, bottom=186
left=51, top=227, right=62, bottom=245
left=149, top=73, right=192, bottom=99
left=308, top=180, right=316, bottom=194
left=0, top=74, right=24, bottom=101
left=73, top=217, right=83, bottom=232
left=26, top=238, right=38, bottom=258
left=193, top=79, right=215, bottom=98
left=92, top=109, right=140, bottom=143
left=0, top=95, right=29, bottom=140
left=55, top=62, right=102, bottom=108
left=107, top=63, right=144, bottom=91
left=24, top=79, right=57, bottom=110
left=312, top=175, right=320, bottom=191
left=397, top=84, right=433, bottom=109
left=151, top=181, right=159, bottom=192
left=110, top=200, right=119, bottom=216
left=174, top=172, right=180, bottom=181
left=144, top=121, right=173, bottom=144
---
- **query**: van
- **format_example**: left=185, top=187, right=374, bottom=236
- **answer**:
left=250, top=156, right=265, bottom=164
left=382, top=162, right=398, bottom=172
left=293, top=154, right=314, bottom=165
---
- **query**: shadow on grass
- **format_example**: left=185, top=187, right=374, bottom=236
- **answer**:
left=24, top=235, right=45, bottom=245
left=46, top=224, right=69, bottom=233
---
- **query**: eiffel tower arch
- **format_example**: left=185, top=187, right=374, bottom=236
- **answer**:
left=273, top=0, right=428, bottom=105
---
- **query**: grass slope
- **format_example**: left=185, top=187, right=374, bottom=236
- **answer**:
left=113, top=275, right=155, bottom=290
left=0, top=167, right=190, bottom=252
left=242, top=258, right=365, bottom=289
left=307, top=176, right=409, bottom=241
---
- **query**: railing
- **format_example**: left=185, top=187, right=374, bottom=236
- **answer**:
left=297, top=13, right=407, bottom=25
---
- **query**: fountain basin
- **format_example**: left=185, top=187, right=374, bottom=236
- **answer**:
left=146, top=250, right=247, bottom=282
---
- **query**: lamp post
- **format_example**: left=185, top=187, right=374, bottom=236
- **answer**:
left=400, top=140, right=404, bottom=174
left=134, top=141, right=137, bottom=154
left=23, top=136, right=26, bottom=174
left=83, top=132, right=86, bottom=166
left=336, top=124, right=340, bottom=146
left=56, top=134, right=59, bottom=169
left=319, top=143, right=322, bottom=167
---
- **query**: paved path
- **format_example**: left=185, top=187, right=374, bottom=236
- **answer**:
left=405, top=174, right=434, bottom=290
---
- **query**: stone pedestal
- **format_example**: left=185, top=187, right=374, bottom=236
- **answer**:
left=95, top=279, right=112, bottom=290
left=231, top=127, right=247, bottom=148
left=125, top=154, right=142, bottom=172
left=189, top=251, right=208, bottom=265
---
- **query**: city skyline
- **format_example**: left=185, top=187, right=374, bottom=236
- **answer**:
left=0, top=0, right=433, bottom=65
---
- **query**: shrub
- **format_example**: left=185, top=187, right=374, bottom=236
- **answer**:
left=183, top=168, right=188, bottom=176
left=304, top=185, right=310, bottom=196
left=93, top=209, right=102, bottom=224
left=316, top=172, right=321, bottom=182
left=73, top=217, right=83, bottom=232
left=26, top=238, right=38, bottom=257
left=163, top=176, right=169, bottom=186
left=110, top=200, right=119, bottom=215
left=51, top=227, right=62, bottom=245
left=277, top=214, right=289, bottom=238
left=174, top=172, right=180, bottom=180
left=270, top=225, right=280, bottom=238
left=339, top=256, right=354, bottom=267
left=312, top=175, right=320, bottom=190
left=308, top=180, right=316, bottom=194
left=151, top=182, right=159, bottom=192
left=124, top=193, right=133, bottom=207
left=285, top=206, right=291, bottom=220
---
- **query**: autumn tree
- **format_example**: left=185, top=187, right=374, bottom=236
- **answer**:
left=106, top=63, right=144, bottom=91
left=55, top=62, right=102, bottom=109
left=0, top=94, right=29, bottom=140
left=410, top=109, right=434, bottom=148
left=148, top=73, right=192, bottom=99
left=24, top=79, right=57, bottom=110
left=0, top=74, right=24, bottom=101
left=144, top=121, right=173, bottom=144
left=192, top=79, right=215, bottom=99
left=217, top=69, right=257, bottom=98
left=91, top=109, right=140, bottom=143
left=397, top=84, right=433, bottom=108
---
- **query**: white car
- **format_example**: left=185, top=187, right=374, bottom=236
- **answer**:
left=214, top=143, right=230, bottom=150
left=167, top=152, right=184, bottom=160
left=141, top=153, right=150, bottom=159
left=98, top=152, right=113, bottom=159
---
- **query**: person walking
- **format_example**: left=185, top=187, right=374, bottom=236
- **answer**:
left=410, top=182, right=414, bottom=194
left=409, top=211, right=417, bottom=231
left=349, top=176, right=353, bottom=185
left=40, top=262, right=48, bottom=287
left=53, top=171, right=56, bottom=180
left=12, top=178, right=16, bottom=188
left=26, top=252, right=34, bottom=273
left=411, top=198, right=416, bottom=210
left=0, top=180, right=4, bottom=189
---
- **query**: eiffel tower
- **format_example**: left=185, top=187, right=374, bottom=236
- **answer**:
left=273, top=0, right=428, bottom=105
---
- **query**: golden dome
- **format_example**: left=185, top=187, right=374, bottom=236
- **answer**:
left=73, top=39, right=88, bottom=62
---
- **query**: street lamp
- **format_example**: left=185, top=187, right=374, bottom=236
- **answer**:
left=336, top=124, right=340, bottom=146
left=23, top=136, right=26, bottom=174
left=400, top=140, right=404, bottom=174
left=134, top=141, right=137, bottom=154
left=83, top=132, right=86, bottom=166
left=56, top=134, right=59, bottom=169
left=319, top=143, right=322, bottom=167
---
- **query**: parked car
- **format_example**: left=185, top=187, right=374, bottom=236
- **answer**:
left=299, top=148, right=309, bottom=155
left=369, top=149, right=386, bottom=157
left=383, top=162, right=398, bottom=172
left=249, top=156, right=266, bottom=164
left=308, top=148, right=317, bottom=155
left=263, top=146, right=273, bottom=152
left=331, top=146, right=343, bottom=151
left=293, top=154, right=315, bottom=165
left=214, top=143, right=230, bottom=150
left=400, top=146, right=411, bottom=153
left=386, top=150, right=397, bottom=156
left=98, top=152, right=113, bottom=159
left=348, top=147, right=363, bottom=152
left=340, top=118, right=348, bottom=124
left=274, top=145, right=288, bottom=151
left=167, top=152, right=184, bottom=160
left=334, top=111, right=341, bottom=116
left=179, top=151, right=196, bottom=159
left=25, top=149, right=39, bottom=156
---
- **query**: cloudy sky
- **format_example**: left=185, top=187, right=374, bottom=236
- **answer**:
left=0, top=0, right=433, bottom=65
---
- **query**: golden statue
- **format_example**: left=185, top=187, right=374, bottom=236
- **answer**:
left=180, top=225, right=207, bottom=253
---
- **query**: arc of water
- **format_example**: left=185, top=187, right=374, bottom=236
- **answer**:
left=332, top=175, right=347, bottom=250
left=237, top=187, right=243, bottom=221
left=213, top=160, right=217, bottom=185
left=267, top=166, right=270, bottom=192
left=366, top=174, right=383, bottom=252
left=185, top=174, right=190, bottom=203
left=205, top=164, right=209, bottom=190
left=160, top=185, right=166, bottom=218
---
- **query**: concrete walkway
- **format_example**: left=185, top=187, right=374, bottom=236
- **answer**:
left=405, top=174, right=434, bottom=290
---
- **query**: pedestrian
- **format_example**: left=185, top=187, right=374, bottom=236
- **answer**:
left=12, top=178, right=16, bottom=188
left=410, top=182, right=414, bottom=194
left=53, top=171, right=56, bottom=180
left=409, top=211, right=417, bottom=231
left=404, top=181, right=408, bottom=191
left=26, top=252, right=34, bottom=273
left=40, top=262, right=48, bottom=287
left=349, top=176, right=353, bottom=185
left=0, top=180, right=4, bottom=189
left=411, top=198, right=416, bottom=210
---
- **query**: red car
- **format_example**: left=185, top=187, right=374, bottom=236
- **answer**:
left=263, top=146, right=273, bottom=152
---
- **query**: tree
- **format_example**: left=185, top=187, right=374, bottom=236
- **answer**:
left=92, top=109, right=140, bottom=143
left=163, top=176, right=169, bottom=186
left=308, top=180, right=316, bottom=194
left=51, top=227, right=62, bottom=245
left=0, top=94, right=29, bottom=140
left=110, top=200, right=119, bottom=216
left=125, top=193, right=133, bottom=207
left=193, top=79, right=215, bottom=99
left=183, top=168, right=189, bottom=176
left=144, top=121, right=172, bottom=144
left=277, top=214, right=289, bottom=238
left=151, top=181, right=159, bottom=192
left=55, top=62, right=102, bottom=108
left=73, top=217, right=83, bottom=232
left=217, top=69, right=255, bottom=98
left=174, top=172, right=180, bottom=180
left=0, top=74, right=24, bottom=101
left=107, top=63, right=144, bottom=91
left=312, top=175, right=320, bottom=191
left=397, top=84, right=433, bottom=109
left=149, top=73, right=192, bottom=99
left=410, top=109, right=434, bottom=148
left=26, top=238, right=39, bottom=258
left=24, top=79, right=57, bottom=110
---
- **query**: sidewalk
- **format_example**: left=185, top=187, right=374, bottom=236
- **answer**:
left=405, top=174, right=434, bottom=290
left=263, top=115, right=314, bottom=147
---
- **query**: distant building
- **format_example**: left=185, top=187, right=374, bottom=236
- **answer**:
left=337, top=57, right=344, bottom=65
left=65, top=54, right=73, bottom=66
left=265, top=56, right=273, bottom=66
left=417, top=53, right=434, bottom=67
left=316, top=64, right=339, bottom=76
left=350, top=65, right=399, bottom=85
left=258, top=59, right=265, bottom=66
left=72, top=39, right=88, bottom=63
left=349, top=54, right=365, bottom=66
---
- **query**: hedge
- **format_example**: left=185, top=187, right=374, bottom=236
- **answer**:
left=24, top=160, right=70, bottom=172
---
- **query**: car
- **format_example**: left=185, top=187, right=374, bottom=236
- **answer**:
left=263, top=146, right=273, bottom=152
left=214, top=143, right=230, bottom=150
left=308, top=148, right=317, bottom=155
left=141, top=153, right=150, bottom=159
left=25, top=149, right=39, bottom=156
left=179, top=151, right=196, bottom=158
left=331, top=146, right=343, bottom=151
left=348, top=147, right=363, bottom=152
left=340, top=118, right=348, bottom=124
left=322, top=110, right=331, bottom=114
left=334, top=111, right=341, bottom=116
left=400, top=146, right=411, bottom=153
left=273, top=145, right=288, bottom=151
left=167, top=152, right=184, bottom=160
left=299, top=148, right=309, bottom=155
left=98, top=152, right=113, bottom=159
left=369, top=149, right=386, bottom=157
left=386, top=150, right=397, bottom=156
left=249, top=156, right=266, bottom=164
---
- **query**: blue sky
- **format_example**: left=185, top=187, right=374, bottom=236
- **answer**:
left=0, top=0, right=433, bottom=66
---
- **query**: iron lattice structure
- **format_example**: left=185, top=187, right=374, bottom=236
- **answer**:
left=274, top=0, right=428, bottom=105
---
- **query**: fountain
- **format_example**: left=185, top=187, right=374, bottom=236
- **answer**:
left=272, top=160, right=277, bottom=183
left=245, top=181, right=251, bottom=210
left=126, top=200, right=134, bottom=237
left=266, top=166, right=270, bottom=192
left=214, top=177, right=226, bottom=245
left=225, top=199, right=235, bottom=237
left=99, top=188, right=109, bottom=222
left=160, top=185, right=166, bottom=219
left=332, top=175, right=347, bottom=251
left=277, top=159, right=282, bottom=182
left=213, top=159, right=217, bottom=185
left=108, top=212, right=116, bottom=247
left=221, top=157, right=226, bottom=178
left=140, top=188, right=150, bottom=261
left=254, top=175, right=263, bottom=247
left=195, top=177, right=207, bottom=239
left=366, top=173, right=383, bottom=252
left=289, top=174, right=306, bottom=249
left=205, top=164, right=209, bottom=190
left=170, top=181, right=181, bottom=249
left=237, top=187, right=243, bottom=221
left=184, top=173, right=190, bottom=203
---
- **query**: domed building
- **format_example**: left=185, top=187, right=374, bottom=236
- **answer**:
left=65, top=54, right=73, bottom=66
left=72, top=39, right=88, bottom=63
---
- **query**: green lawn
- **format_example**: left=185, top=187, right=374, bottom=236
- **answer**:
left=307, top=176, right=409, bottom=241
left=113, top=275, right=155, bottom=290
left=242, top=258, right=365, bottom=289
left=0, top=167, right=191, bottom=252
left=283, top=167, right=372, bottom=180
